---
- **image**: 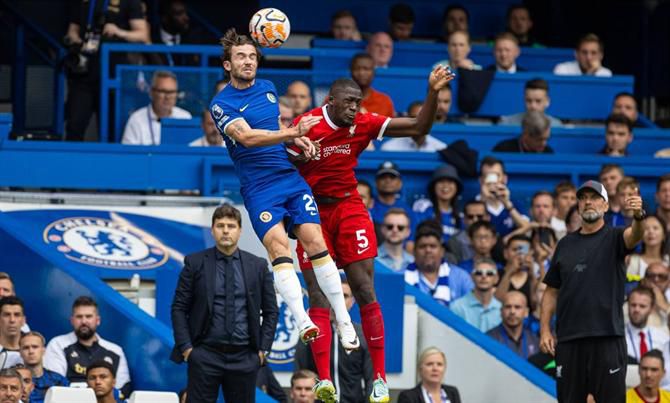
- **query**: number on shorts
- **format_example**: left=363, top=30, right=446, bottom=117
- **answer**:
left=303, top=194, right=317, bottom=213
left=356, top=229, right=369, bottom=249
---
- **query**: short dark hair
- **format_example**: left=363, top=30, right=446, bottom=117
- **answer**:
left=211, top=204, right=242, bottom=227
left=532, top=190, right=554, bottom=206
left=479, top=156, right=506, bottom=175
left=407, top=100, right=423, bottom=114
left=0, top=296, right=24, bottom=314
left=86, top=361, right=115, bottom=378
left=72, top=296, right=97, bottom=312
left=554, top=181, right=576, bottom=198
left=599, top=163, right=624, bottom=178
left=605, top=113, right=633, bottom=132
left=390, top=3, right=415, bottom=23
left=329, top=78, right=361, bottom=97
left=616, top=176, right=639, bottom=193
left=576, top=33, right=603, bottom=53
left=414, top=220, right=444, bottom=245
left=506, top=234, right=530, bottom=248
left=350, top=52, right=374, bottom=70
left=443, top=4, right=470, bottom=23
left=158, top=0, right=184, bottom=17
left=614, top=91, right=636, bottom=105
left=0, top=272, right=13, bottom=284
left=630, top=285, right=655, bottom=306
left=467, top=220, right=497, bottom=239
left=331, top=9, right=355, bottom=24
left=641, top=349, right=665, bottom=368
left=525, top=78, right=549, bottom=92
left=290, top=369, right=317, bottom=388
left=657, top=174, right=670, bottom=192
left=506, top=4, right=530, bottom=20
left=495, top=31, right=519, bottom=46
left=464, top=199, right=486, bottom=212
left=358, top=179, right=372, bottom=195
left=383, top=207, right=410, bottom=222
left=220, top=28, right=261, bottom=63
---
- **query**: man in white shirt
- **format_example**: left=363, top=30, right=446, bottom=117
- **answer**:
left=553, top=33, right=612, bottom=77
left=381, top=101, right=446, bottom=152
left=626, top=286, right=669, bottom=364
left=189, top=110, right=224, bottom=147
left=486, top=32, right=523, bottom=73
left=122, top=70, right=192, bottom=145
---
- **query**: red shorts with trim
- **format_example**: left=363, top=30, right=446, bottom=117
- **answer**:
left=297, top=195, right=377, bottom=270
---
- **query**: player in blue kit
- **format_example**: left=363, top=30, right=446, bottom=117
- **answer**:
left=209, top=29, right=360, bottom=357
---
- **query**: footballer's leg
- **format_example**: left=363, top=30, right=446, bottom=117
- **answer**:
left=262, top=224, right=318, bottom=344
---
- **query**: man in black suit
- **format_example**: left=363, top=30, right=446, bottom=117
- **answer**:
left=171, top=204, right=278, bottom=402
left=485, top=32, right=526, bottom=73
left=149, top=0, right=206, bottom=66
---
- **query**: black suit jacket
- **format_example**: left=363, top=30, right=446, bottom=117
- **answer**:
left=397, top=384, right=462, bottom=403
left=485, top=64, right=527, bottom=72
left=170, top=247, right=278, bottom=363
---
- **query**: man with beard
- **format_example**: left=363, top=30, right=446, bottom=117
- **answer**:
left=149, top=0, right=205, bottom=66
left=487, top=291, right=539, bottom=358
left=44, top=296, right=131, bottom=398
left=625, top=286, right=669, bottom=364
left=540, top=180, right=644, bottom=403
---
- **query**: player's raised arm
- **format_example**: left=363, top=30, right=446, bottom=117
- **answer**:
left=224, top=115, right=322, bottom=148
left=384, top=65, right=455, bottom=137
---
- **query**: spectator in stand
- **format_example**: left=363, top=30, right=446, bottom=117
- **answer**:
left=12, top=365, right=34, bottom=403
left=278, top=96, right=294, bottom=129
left=369, top=161, right=413, bottom=229
left=612, top=92, right=645, bottom=128
left=554, top=33, right=612, bottom=77
left=0, top=273, right=14, bottom=298
left=656, top=175, right=670, bottom=243
left=565, top=205, right=582, bottom=234
left=608, top=176, right=640, bottom=228
left=486, top=32, right=525, bottom=73
left=121, top=70, right=191, bottom=145
left=627, top=350, right=670, bottom=403
left=627, top=216, right=670, bottom=278
left=44, top=296, right=131, bottom=397
left=628, top=262, right=670, bottom=331
left=487, top=291, right=540, bottom=359
left=599, top=113, right=634, bottom=157
left=477, top=156, right=529, bottom=237
left=366, top=32, right=394, bottom=68
left=495, top=235, right=536, bottom=306
left=357, top=180, right=374, bottom=210
left=553, top=181, right=577, bottom=240
left=447, top=200, right=491, bottom=264
left=330, top=10, right=361, bottom=41
left=289, top=369, right=317, bottom=403
left=20, top=331, right=69, bottom=403
left=510, top=190, right=565, bottom=243
left=600, top=163, right=625, bottom=220
left=441, top=5, right=469, bottom=42
left=213, top=77, right=229, bottom=95
left=450, top=258, right=502, bottom=332
left=381, top=102, right=446, bottom=152
left=376, top=208, right=414, bottom=272
left=285, top=81, right=313, bottom=117
left=64, top=0, right=148, bottom=141
left=458, top=221, right=500, bottom=274
left=295, top=278, right=372, bottom=403
left=350, top=53, right=395, bottom=117
left=86, top=361, right=122, bottom=403
left=0, top=368, right=23, bottom=403
left=494, top=111, right=553, bottom=153
left=412, top=164, right=462, bottom=243
left=397, top=347, right=461, bottom=403
left=388, top=3, right=415, bottom=41
left=0, top=297, right=26, bottom=370
left=625, top=286, right=669, bottom=364
left=498, top=78, right=563, bottom=127
left=436, top=31, right=481, bottom=71
left=434, top=86, right=462, bottom=124
left=149, top=0, right=205, bottom=66
left=405, top=224, right=473, bottom=306
left=189, top=110, right=224, bottom=147
left=506, top=5, right=542, bottom=47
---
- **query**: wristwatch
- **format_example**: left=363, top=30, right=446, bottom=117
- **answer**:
left=634, top=209, right=647, bottom=221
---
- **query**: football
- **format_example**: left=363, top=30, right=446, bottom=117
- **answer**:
left=249, top=8, right=291, bottom=48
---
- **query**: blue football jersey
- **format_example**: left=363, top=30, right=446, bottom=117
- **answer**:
left=209, top=79, right=296, bottom=187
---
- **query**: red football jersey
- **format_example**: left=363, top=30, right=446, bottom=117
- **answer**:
left=288, top=105, right=391, bottom=198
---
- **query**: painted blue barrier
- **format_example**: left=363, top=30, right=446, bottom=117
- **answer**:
left=0, top=113, right=12, bottom=142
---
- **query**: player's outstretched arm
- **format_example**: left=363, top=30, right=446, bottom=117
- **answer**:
left=384, top=65, right=455, bottom=137
left=225, top=116, right=322, bottom=148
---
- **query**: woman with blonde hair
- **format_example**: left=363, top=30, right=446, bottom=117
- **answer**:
left=397, top=347, right=461, bottom=403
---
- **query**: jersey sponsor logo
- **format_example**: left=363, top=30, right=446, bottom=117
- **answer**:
left=239, top=104, right=250, bottom=112
left=211, top=104, right=224, bottom=119
left=260, top=211, right=273, bottom=223
left=43, top=217, right=169, bottom=270
left=321, top=143, right=351, bottom=158
left=266, top=93, right=277, bottom=103
left=268, top=294, right=300, bottom=364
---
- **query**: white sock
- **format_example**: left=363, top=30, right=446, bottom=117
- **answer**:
left=312, top=255, right=352, bottom=325
left=273, top=265, right=309, bottom=327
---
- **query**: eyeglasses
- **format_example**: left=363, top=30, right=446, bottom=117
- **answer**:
left=646, top=273, right=669, bottom=281
left=466, top=214, right=486, bottom=221
left=473, top=269, right=497, bottom=277
left=152, top=88, right=178, bottom=97
left=384, top=224, right=407, bottom=231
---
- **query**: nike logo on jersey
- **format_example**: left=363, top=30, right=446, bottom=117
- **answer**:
left=370, top=335, right=383, bottom=341
left=357, top=246, right=370, bottom=255
left=239, top=104, right=250, bottom=112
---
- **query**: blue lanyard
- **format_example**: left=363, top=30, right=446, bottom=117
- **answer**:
left=86, top=0, right=110, bottom=29
left=500, top=326, right=528, bottom=359
left=146, top=106, right=157, bottom=145
left=627, top=325, right=653, bottom=362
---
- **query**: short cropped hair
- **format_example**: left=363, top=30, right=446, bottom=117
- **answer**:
left=86, top=361, right=115, bottom=378
left=72, top=296, right=97, bottom=312
left=383, top=207, right=411, bottom=222
left=350, top=52, right=374, bottom=69
left=467, top=220, right=497, bottom=239
left=0, top=296, right=24, bottom=314
left=630, top=285, right=655, bottom=306
left=599, top=163, right=624, bottom=178
left=389, top=3, right=415, bottom=24
left=151, top=70, right=177, bottom=87
left=0, top=368, right=23, bottom=388
left=641, top=349, right=665, bottom=369
left=479, top=156, right=506, bottom=175
left=525, top=78, right=549, bottom=92
left=495, top=31, right=519, bottom=46
left=20, top=331, right=46, bottom=347
left=605, top=113, right=633, bottom=132
left=522, top=111, right=550, bottom=138
left=211, top=204, right=242, bottom=227
left=616, top=176, right=639, bottom=193
left=657, top=174, right=670, bottom=192
left=554, top=181, right=576, bottom=197
left=576, top=33, right=603, bottom=53
left=290, top=369, right=317, bottom=388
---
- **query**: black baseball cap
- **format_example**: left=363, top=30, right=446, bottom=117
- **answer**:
left=376, top=161, right=401, bottom=178
left=577, top=180, right=609, bottom=202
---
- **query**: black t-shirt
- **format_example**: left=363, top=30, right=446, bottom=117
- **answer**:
left=492, top=137, right=554, bottom=153
left=70, top=0, right=144, bottom=37
left=544, top=224, right=631, bottom=342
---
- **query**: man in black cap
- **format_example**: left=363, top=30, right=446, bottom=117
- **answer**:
left=540, top=180, right=644, bottom=403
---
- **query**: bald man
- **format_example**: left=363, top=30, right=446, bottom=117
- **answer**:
left=286, top=81, right=313, bottom=116
left=366, top=32, right=393, bottom=68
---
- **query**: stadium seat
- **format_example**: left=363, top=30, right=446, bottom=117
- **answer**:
left=128, top=391, right=179, bottom=403
left=44, top=386, right=96, bottom=403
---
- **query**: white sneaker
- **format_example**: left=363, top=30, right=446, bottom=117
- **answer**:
left=336, top=321, right=360, bottom=351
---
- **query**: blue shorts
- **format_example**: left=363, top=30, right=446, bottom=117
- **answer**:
left=241, top=172, right=321, bottom=242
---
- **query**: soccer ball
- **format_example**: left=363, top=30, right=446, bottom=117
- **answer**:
left=249, top=8, right=291, bottom=48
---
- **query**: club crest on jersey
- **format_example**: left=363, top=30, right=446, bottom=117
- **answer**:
left=268, top=294, right=300, bottom=364
left=43, top=217, right=169, bottom=269
left=266, top=93, right=277, bottom=103
left=211, top=104, right=224, bottom=119
left=260, top=211, right=273, bottom=223
left=348, top=124, right=357, bottom=138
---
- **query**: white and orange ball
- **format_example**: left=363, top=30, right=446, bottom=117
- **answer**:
left=249, top=8, right=291, bottom=48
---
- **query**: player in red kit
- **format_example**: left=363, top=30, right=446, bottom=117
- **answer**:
left=288, top=65, right=454, bottom=403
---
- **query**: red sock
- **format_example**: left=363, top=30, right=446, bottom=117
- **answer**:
left=360, top=301, right=386, bottom=380
left=308, top=307, right=332, bottom=381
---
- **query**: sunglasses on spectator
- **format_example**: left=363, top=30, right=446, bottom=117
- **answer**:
left=473, top=269, right=497, bottom=277
left=466, top=214, right=486, bottom=220
left=152, top=88, right=178, bottom=96
left=646, top=273, right=669, bottom=281
left=384, top=224, right=406, bottom=231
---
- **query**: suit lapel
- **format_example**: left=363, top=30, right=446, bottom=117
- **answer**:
left=205, top=248, right=216, bottom=310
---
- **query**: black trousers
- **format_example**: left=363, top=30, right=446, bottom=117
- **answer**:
left=65, top=76, right=99, bottom=142
left=555, top=336, right=627, bottom=403
left=187, top=345, right=260, bottom=403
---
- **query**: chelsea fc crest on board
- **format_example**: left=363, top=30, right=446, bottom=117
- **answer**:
left=43, top=217, right=168, bottom=269
left=268, top=294, right=300, bottom=364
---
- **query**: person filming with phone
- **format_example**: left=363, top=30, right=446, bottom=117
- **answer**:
left=495, top=235, right=536, bottom=308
